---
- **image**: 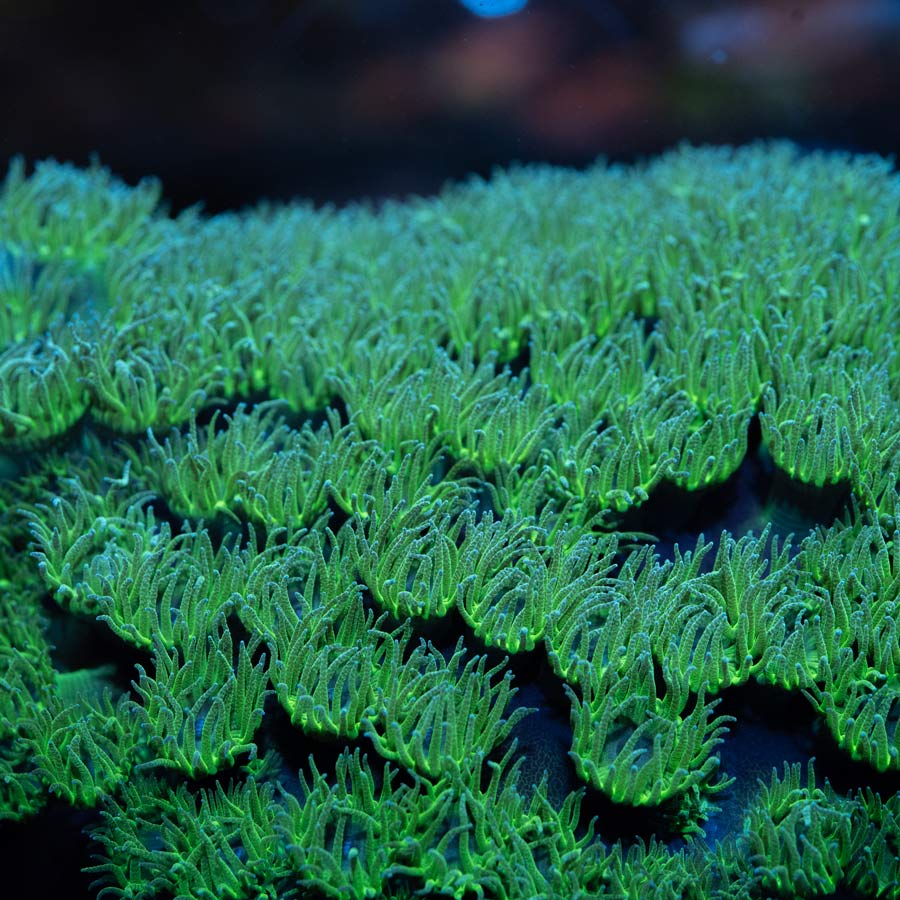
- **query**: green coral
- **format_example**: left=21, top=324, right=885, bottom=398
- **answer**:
left=3, top=143, right=900, bottom=898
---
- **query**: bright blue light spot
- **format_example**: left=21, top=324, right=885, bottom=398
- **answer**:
left=457, top=0, right=528, bottom=18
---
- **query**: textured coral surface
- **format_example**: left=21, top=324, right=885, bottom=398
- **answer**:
left=2, top=144, right=900, bottom=898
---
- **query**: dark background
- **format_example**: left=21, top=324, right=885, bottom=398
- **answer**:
left=4, top=0, right=900, bottom=213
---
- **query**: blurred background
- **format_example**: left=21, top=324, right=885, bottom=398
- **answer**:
left=3, top=0, right=900, bottom=212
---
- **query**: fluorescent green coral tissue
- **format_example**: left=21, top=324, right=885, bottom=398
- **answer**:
left=2, top=143, right=900, bottom=898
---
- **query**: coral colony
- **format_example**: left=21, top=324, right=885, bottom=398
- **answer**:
left=2, top=143, right=900, bottom=898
